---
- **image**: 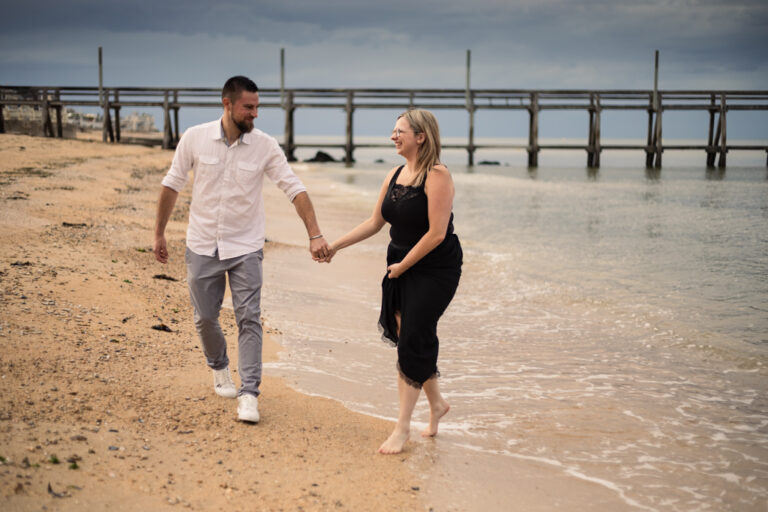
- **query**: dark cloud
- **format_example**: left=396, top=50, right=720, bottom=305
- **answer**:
left=4, top=0, right=767, bottom=49
left=1, top=0, right=766, bottom=90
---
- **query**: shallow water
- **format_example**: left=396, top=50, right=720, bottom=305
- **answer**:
left=261, top=157, right=768, bottom=511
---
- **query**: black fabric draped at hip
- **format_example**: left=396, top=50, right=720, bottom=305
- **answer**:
left=378, top=166, right=462, bottom=388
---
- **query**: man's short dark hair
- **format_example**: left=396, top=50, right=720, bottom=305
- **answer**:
left=222, top=76, right=258, bottom=102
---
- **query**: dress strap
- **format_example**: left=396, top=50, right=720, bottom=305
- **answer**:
left=391, top=165, right=405, bottom=185
left=387, top=165, right=405, bottom=194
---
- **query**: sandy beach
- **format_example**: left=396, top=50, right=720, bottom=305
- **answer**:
left=0, top=133, right=424, bottom=511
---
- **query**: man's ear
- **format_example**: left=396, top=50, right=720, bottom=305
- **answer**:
left=222, top=96, right=232, bottom=112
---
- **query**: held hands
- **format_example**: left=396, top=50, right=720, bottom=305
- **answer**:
left=309, top=237, right=403, bottom=277
left=322, top=246, right=337, bottom=263
left=310, top=236, right=332, bottom=262
left=313, top=245, right=336, bottom=263
left=310, top=236, right=337, bottom=264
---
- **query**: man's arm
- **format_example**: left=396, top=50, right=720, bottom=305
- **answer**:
left=291, top=191, right=330, bottom=260
left=154, top=186, right=179, bottom=263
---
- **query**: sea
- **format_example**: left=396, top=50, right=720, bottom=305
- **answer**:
left=258, top=138, right=768, bottom=511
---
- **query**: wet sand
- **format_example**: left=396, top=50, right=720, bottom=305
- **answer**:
left=0, top=134, right=423, bottom=511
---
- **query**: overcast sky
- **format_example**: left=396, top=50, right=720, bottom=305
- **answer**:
left=2, top=0, right=767, bottom=141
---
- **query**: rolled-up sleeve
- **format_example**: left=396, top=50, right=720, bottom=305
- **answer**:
left=161, top=131, right=194, bottom=192
left=263, top=138, right=306, bottom=202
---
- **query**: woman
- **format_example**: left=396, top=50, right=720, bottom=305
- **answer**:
left=325, top=109, right=462, bottom=454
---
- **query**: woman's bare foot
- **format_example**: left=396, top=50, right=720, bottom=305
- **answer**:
left=378, top=427, right=410, bottom=454
left=421, top=401, right=450, bottom=437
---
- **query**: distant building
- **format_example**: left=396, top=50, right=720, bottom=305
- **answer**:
left=1, top=91, right=77, bottom=136
left=65, top=109, right=102, bottom=130
left=2, top=99, right=158, bottom=134
left=1, top=90, right=42, bottom=121
left=120, top=111, right=157, bottom=132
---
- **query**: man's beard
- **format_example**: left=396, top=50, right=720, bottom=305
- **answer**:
left=231, top=112, right=253, bottom=134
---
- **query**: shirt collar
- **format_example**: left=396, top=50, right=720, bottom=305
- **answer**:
left=215, top=118, right=250, bottom=146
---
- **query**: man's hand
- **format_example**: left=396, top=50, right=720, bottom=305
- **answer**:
left=310, top=236, right=331, bottom=262
left=154, top=235, right=169, bottom=264
left=154, top=186, right=178, bottom=264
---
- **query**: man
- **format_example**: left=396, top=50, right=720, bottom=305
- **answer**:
left=153, top=76, right=330, bottom=423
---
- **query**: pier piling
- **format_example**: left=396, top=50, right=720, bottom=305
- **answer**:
left=162, top=91, right=172, bottom=150
left=345, top=91, right=355, bottom=165
left=707, top=94, right=717, bottom=168
left=587, top=93, right=602, bottom=168
left=113, top=90, right=121, bottom=142
left=718, top=94, right=727, bottom=168
left=283, top=91, right=296, bottom=162
left=527, top=92, right=539, bottom=167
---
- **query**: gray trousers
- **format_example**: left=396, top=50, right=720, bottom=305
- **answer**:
left=185, top=247, right=264, bottom=397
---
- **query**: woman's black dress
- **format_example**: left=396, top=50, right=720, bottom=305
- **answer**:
left=379, top=165, right=463, bottom=388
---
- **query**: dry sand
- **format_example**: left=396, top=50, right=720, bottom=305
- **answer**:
left=0, top=133, right=425, bottom=511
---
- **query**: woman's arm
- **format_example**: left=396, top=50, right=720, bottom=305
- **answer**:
left=325, top=167, right=397, bottom=261
left=386, top=165, right=454, bottom=278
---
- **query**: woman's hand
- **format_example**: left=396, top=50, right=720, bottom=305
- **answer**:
left=386, top=262, right=406, bottom=279
left=318, top=245, right=337, bottom=263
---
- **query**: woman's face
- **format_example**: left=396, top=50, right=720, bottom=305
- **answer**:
left=391, top=117, right=421, bottom=157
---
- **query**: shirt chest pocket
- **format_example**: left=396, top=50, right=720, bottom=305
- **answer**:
left=234, top=161, right=261, bottom=190
left=237, top=161, right=259, bottom=174
left=196, top=155, right=222, bottom=176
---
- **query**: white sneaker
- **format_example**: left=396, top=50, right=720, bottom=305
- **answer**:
left=237, top=394, right=260, bottom=423
left=212, top=367, right=237, bottom=399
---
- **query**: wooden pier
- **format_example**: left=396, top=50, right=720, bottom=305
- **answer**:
left=1, top=84, right=766, bottom=168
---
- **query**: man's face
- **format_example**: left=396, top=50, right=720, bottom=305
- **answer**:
left=227, top=90, right=259, bottom=133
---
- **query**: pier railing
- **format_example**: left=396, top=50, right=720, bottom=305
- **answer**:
left=1, top=85, right=766, bottom=168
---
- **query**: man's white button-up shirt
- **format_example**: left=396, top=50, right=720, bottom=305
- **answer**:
left=161, top=119, right=307, bottom=260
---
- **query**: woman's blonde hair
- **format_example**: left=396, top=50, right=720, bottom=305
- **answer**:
left=398, top=109, right=441, bottom=187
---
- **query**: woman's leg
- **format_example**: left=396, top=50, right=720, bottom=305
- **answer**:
left=379, top=310, right=419, bottom=454
left=420, top=377, right=450, bottom=437
left=379, top=372, right=420, bottom=454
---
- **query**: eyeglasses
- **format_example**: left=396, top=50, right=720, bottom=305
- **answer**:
left=391, top=128, right=420, bottom=138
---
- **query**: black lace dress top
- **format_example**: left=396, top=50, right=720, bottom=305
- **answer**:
left=378, top=165, right=463, bottom=388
